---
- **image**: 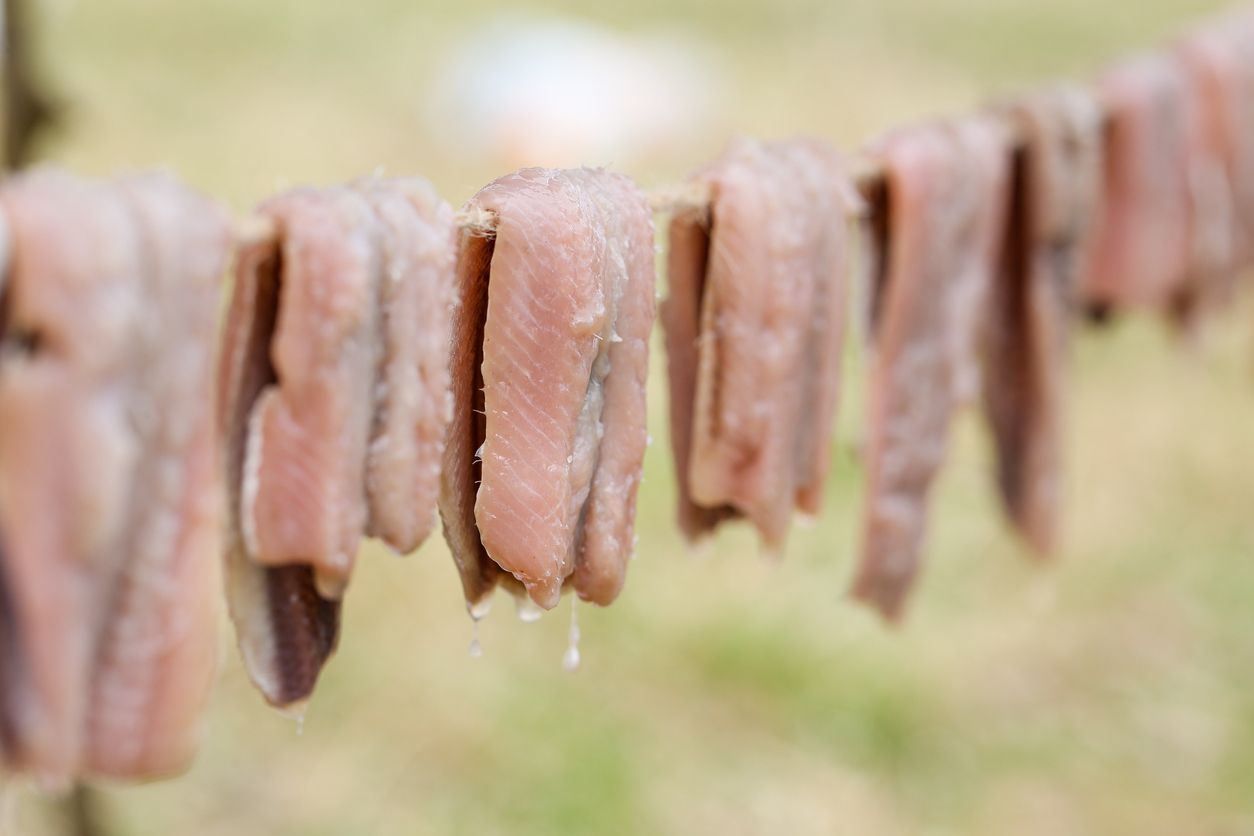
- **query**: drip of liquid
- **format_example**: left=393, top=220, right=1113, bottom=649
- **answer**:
left=280, top=701, right=309, bottom=737
left=515, top=595, right=543, bottom=624
left=562, top=602, right=581, bottom=672
left=468, top=618, right=484, bottom=659
left=468, top=596, right=493, bottom=622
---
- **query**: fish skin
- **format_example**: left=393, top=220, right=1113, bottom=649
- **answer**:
left=663, top=139, right=856, bottom=554
left=443, top=168, right=655, bottom=610
left=355, top=178, right=457, bottom=556
left=1083, top=54, right=1192, bottom=315
left=241, top=188, right=380, bottom=598
left=983, top=87, right=1102, bottom=557
left=852, top=119, right=1012, bottom=622
left=0, top=169, right=227, bottom=781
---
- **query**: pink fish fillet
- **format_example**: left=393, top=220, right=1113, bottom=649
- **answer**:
left=662, top=139, right=857, bottom=552
left=355, top=178, right=458, bottom=555
left=440, top=168, right=655, bottom=611
left=240, top=188, right=380, bottom=602
left=221, top=179, right=456, bottom=707
left=1174, top=24, right=1254, bottom=306
left=851, top=119, right=1012, bottom=622
left=662, top=202, right=739, bottom=542
left=83, top=174, right=229, bottom=780
left=0, top=169, right=229, bottom=782
left=983, top=87, right=1102, bottom=556
left=439, top=223, right=515, bottom=614
left=1082, top=54, right=1192, bottom=316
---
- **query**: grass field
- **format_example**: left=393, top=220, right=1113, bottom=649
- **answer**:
left=12, top=0, right=1254, bottom=833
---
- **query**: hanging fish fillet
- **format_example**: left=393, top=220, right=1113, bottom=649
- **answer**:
left=661, top=139, right=857, bottom=552
left=356, top=178, right=458, bottom=555
left=982, top=87, right=1102, bottom=556
left=220, top=179, right=456, bottom=708
left=0, top=168, right=229, bottom=781
left=237, top=188, right=381, bottom=602
left=439, top=168, right=655, bottom=612
left=1174, top=23, right=1254, bottom=299
left=1082, top=54, right=1192, bottom=317
left=851, top=119, right=1012, bottom=622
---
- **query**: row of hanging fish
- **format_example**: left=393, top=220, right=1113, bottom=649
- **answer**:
left=0, top=5, right=1251, bottom=786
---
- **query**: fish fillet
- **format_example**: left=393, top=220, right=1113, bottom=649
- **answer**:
left=355, top=178, right=458, bottom=555
left=851, top=119, right=1012, bottom=621
left=662, top=139, right=857, bottom=553
left=1173, top=25, right=1254, bottom=318
left=440, top=168, right=655, bottom=611
left=661, top=203, right=739, bottom=542
left=983, top=87, right=1102, bottom=556
left=439, top=228, right=513, bottom=614
left=83, top=174, right=229, bottom=780
left=221, top=179, right=456, bottom=707
left=240, top=188, right=380, bottom=601
left=0, top=169, right=228, bottom=781
left=1082, top=54, right=1192, bottom=316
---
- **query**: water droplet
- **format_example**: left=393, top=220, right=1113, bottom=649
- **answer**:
left=468, top=596, right=493, bottom=621
left=515, top=595, right=543, bottom=623
left=280, top=701, right=309, bottom=735
left=562, top=601, right=582, bottom=672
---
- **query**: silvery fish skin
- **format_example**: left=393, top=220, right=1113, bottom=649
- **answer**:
left=440, top=168, right=655, bottom=611
left=982, top=87, right=1102, bottom=557
left=852, top=118, right=1011, bottom=622
left=0, top=168, right=229, bottom=781
left=663, top=138, right=857, bottom=553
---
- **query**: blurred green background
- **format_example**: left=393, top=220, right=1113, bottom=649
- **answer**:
left=15, top=0, right=1254, bottom=833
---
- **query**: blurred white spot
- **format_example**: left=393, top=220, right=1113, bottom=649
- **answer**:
left=426, top=17, right=723, bottom=167
left=515, top=593, right=544, bottom=623
left=562, top=600, right=581, bottom=672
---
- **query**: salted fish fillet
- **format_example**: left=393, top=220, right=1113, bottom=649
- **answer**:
left=851, top=119, right=1012, bottom=622
left=439, top=167, right=655, bottom=611
left=1082, top=54, right=1192, bottom=316
left=239, top=188, right=381, bottom=602
left=220, top=199, right=351, bottom=710
left=439, top=226, right=513, bottom=613
left=1173, top=24, right=1254, bottom=315
left=221, top=180, right=456, bottom=708
left=662, top=202, right=739, bottom=542
left=982, top=87, right=1102, bottom=556
left=83, top=174, right=230, bottom=780
left=662, top=138, right=857, bottom=552
left=0, top=168, right=229, bottom=781
left=355, top=178, right=458, bottom=555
